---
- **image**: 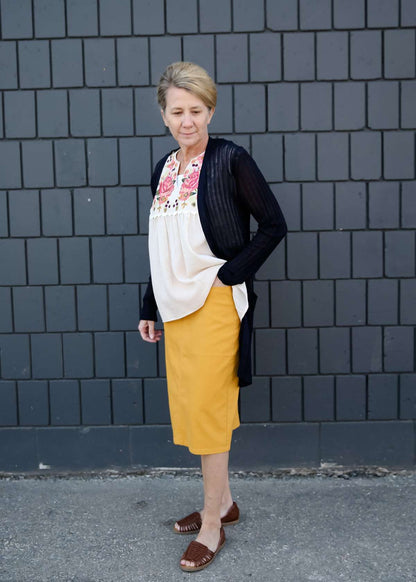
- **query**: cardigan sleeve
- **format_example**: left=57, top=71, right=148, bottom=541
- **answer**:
left=217, top=147, right=287, bottom=286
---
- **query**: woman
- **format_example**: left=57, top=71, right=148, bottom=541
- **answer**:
left=138, top=62, right=287, bottom=572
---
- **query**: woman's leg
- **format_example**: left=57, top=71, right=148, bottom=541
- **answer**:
left=180, top=451, right=233, bottom=568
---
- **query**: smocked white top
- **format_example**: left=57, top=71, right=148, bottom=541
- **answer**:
left=148, top=150, right=248, bottom=323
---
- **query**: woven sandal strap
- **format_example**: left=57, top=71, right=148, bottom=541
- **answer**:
left=176, top=511, right=202, bottom=532
left=181, top=540, right=214, bottom=564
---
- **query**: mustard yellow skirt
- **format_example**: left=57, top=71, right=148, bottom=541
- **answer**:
left=164, top=286, right=241, bottom=455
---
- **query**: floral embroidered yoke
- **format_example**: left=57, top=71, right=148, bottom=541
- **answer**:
left=148, top=149, right=248, bottom=323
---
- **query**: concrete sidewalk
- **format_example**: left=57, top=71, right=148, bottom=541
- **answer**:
left=0, top=471, right=415, bottom=582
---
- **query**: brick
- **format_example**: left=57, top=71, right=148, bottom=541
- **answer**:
left=401, top=81, right=416, bottom=128
left=368, top=374, right=399, bottom=420
left=385, top=231, right=415, bottom=277
left=336, top=280, right=366, bottom=326
left=37, top=90, right=68, bottom=137
left=318, top=133, right=349, bottom=181
left=31, top=333, right=62, bottom=378
left=320, top=328, right=350, bottom=374
left=149, top=37, right=181, bottom=85
left=334, top=0, right=365, bottom=28
left=384, top=326, right=414, bottom=372
left=99, top=0, right=131, bottom=36
left=319, top=232, right=351, bottom=279
left=350, top=31, right=382, bottom=79
left=401, top=0, right=416, bottom=26
left=4, top=91, right=36, bottom=138
left=55, top=140, right=86, bottom=188
left=0, top=0, right=32, bottom=39
left=384, top=132, right=414, bottom=180
left=59, top=238, right=91, bottom=284
left=77, top=285, right=107, bottom=331
left=351, top=132, right=382, bottom=180
left=284, top=134, right=315, bottom=181
left=112, top=379, right=143, bottom=424
left=253, top=281, right=269, bottom=328
left=0, top=288, right=12, bottom=332
left=166, top=0, right=197, bottom=33
left=0, top=335, right=30, bottom=379
left=27, top=238, right=58, bottom=284
left=84, top=39, right=116, bottom=87
left=235, top=85, right=266, bottom=133
left=135, top=88, right=163, bottom=136
left=81, top=380, right=111, bottom=424
left=18, top=381, right=48, bottom=425
left=352, top=231, right=383, bottom=278
left=0, top=191, right=7, bottom=236
left=0, top=240, right=26, bottom=285
left=206, top=85, right=233, bottom=135
left=271, top=281, right=301, bottom=328
left=9, top=190, right=40, bottom=237
left=199, top=0, right=231, bottom=32
left=400, top=280, right=416, bottom=325
left=287, top=232, right=317, bottom=279
left=271, top=377, right=302, bottom=421
left=87, top=139, right=118, bottom=186
left=69, top=89, right=101, bottom=137
left=334, top=82, right=365, bottom=130
left=283, top=33, right=314, bottom=81
left=402, top=182, right=416, bottom=228
left=304, top=376, right=334, bottom=421
left=303, top=281, right=334, bottom=327
left=183, top=35, right=215, bottom=80
left=268, top=84, right=298, bottom=132
left=352, top=327, right=382, bottom=373
left=102, top=89, right=133, bottom=136
left=368, top=0, right=399, bottom=27
left=302, top=183, right=333, bottom=230
left=18, top=40, right=50, bottom=88
left=95, top=332, right=125, bottom=378
left=216, top=33, right=249, bottom=83
left=34, top=0, right=65, bottom=38
left=143, top=379, right=170, bottom=424
left=41, top=190, right=72, bottom=236
left=335, top=182, right=367, bottom=230
left=235, top=0, right=264, bottom=30
left=138, top=187, right=151, bottom=234
left=133, top=0, right=164, bottom=35
left=0, top=141, right=21, bottom=188
left=368, top=279, right=398, bottom=325
left=120, top=138, right=151, bottom=186
left=255, top=329, right=286, bottom=375
left=51, top=39, right=83, bottom=88
left=0, top=381, right=17, bottom=425
left=22, top=141, right=54, bottom=188
left=109, top=285, right=139, bottom=331
left=63, top=333, right=94, bottom=378
left=370, top=183, right=400, bottom=230
left=368, top=81, right=399, bottom=129
left=50, top=380, right=80, bottom=425
left=251, top=134, right=283, bottom=183
left=117, top=38, right=149, bottom=86
left=267, top=0, right=297, bottom=31
left=300, top=0, right=331, bottom=29
left=0, top=42, right=18, bottom=89
left=73, top=188, right=104, bottom=235
left=13, top=286, right=44, bottom=332
left=126, top=331, right=157, bottom=377
left=106, top=187, right=137, bottom=234
left=45, top=286, right=76, bottom=332
left=336, top=376, right=366, bottom=421
left=240, top=377, right=271, bottom=422
left=301, top=83, right=332, bottom=131
left=288, top=329, right=318, bottom=374
left=317, top=32, right=348, bottom=80
left=271, top=183, right=300, bottom=231
left=385, top=30, right=415, bottom=79
left=124, top=235, right=150, bottom=283
left=67, top=0, right=98, bottom=36
left=399, top=374, right=416, bottom=419
left=92, top=237, right=123, bottom=283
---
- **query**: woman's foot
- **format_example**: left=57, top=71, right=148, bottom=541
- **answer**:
left=173, top=499, right=237, bottom=534
left=180, top=524, right=223, bottom=570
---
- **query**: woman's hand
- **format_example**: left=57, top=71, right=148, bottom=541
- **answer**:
left=138, top=320, right=163, bottom=343
left=212, top=275, right=227, bottom=287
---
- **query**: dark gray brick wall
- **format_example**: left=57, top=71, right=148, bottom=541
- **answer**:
left=0, top=0, right=415, bottom=471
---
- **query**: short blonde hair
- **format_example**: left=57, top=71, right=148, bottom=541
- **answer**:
left=157, top=61, right=217, bottom=111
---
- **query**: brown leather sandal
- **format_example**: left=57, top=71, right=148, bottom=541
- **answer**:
left=173, top=501, right=240, bottom=534
left=180, top=526, right=226, bottom=572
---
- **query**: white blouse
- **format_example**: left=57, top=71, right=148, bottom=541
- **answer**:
left=148, top=150, right=248, bottom=323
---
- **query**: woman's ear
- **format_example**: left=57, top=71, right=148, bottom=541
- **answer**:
left=161, top=108, right=168, bottom=127
left=207, top=107, right=215, bottom=124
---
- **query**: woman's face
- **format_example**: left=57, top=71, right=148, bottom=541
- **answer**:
left=161, top=86, right=215, bottom=151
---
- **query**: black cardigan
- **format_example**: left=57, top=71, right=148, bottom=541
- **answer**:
left=140, top=136, right=287, bottom=386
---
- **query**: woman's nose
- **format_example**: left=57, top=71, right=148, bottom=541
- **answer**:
left=181, top=114, right=193, bottom=127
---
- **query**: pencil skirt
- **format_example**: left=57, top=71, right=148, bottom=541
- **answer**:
left=163, top=286, right=241, bottom=455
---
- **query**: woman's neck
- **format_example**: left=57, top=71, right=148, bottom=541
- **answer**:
left=177, top=137, right=209, bottom=173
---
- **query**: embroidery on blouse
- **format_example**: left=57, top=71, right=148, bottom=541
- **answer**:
left=150, top=150, right=205, bottom=217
